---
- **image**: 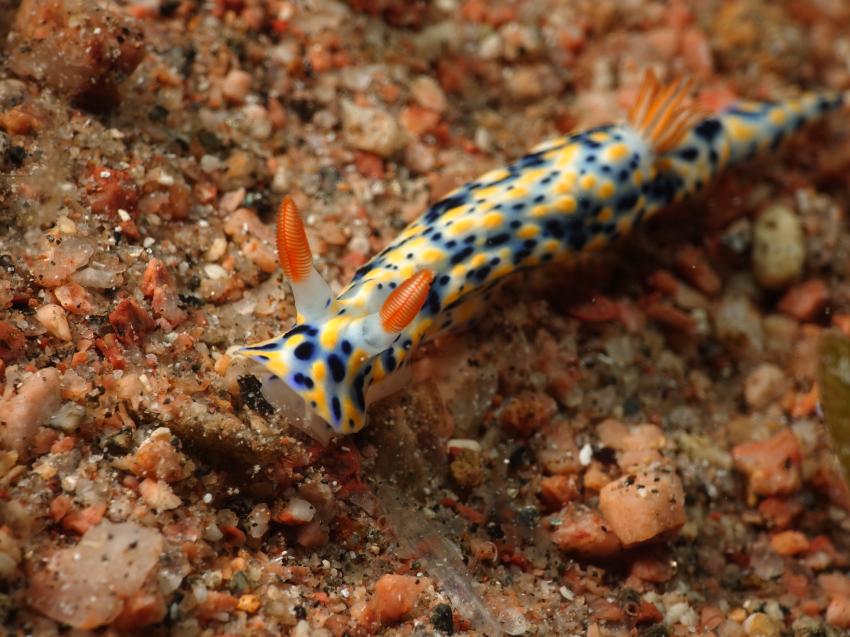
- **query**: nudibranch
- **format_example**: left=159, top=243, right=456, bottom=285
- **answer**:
left=235, top=70, right=844, bottom=434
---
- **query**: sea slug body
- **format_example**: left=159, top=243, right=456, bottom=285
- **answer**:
left=236, top=71, right=844, bottom=434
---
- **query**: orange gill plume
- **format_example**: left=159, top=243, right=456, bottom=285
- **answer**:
left=628, top=69, right=700, bottom=153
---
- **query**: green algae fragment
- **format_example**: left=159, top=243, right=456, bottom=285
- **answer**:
left=817, top=330, right=850, bottom=481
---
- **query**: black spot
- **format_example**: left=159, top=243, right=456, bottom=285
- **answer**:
left=464, top=234, right=476, bottom=244
left=237, top=375, right=274, bottom=416
left=383, top=350, right=396, bottom=372
left=331, top=396, right=342, bottom=422
left=351, top=262, right=374, bottom=281
left=586, top=154, right=596, bottom=163
left=708, top=149, right=719, bottom=165
left=341, top=340, right=352, bottom=355
left=248, top=341, right=279, bottom=352
left=601, top=165, right=611, bottom=174
left=475, top=266, right=491, bottom=281
left=438, top=274, right=450, bottom=286
left=523, top=239, right=537, bottom=249
left=616, top=192, right=638, bottom=212
left=677, top=146, right=699, bottom=161
left=544, top=219, right=564, bottom=238
left=486, top=233, right=510, bottom=247
left=328, top=354, right=345, bottom=383
left=424, top=193, right=468, bottom=223
left=509, top=220, right=522, bottom=229
left=432, top=232, right=442, bottom=241
left=446, top=240, right=457, bottom=248
left=286, top=324, right=311, bottom=336
left=518, top=152, right=546, bottom=168
left=770, top=130, right=785, bottom=150
left=450, top=246, right=474, bottom=264
left=353, top=376, right=366, bottom=410
left=511, top=202, right=525, bottom=211
left=533, top=194, right=545, bottom=203
left=431, top=604, right=454, bottom=634
left=307, top=327, right=319, bottom=336
left=568, top=230, right=587, bottom=251
left=293, top=342, right=315, bottom=360
left=427, top=289, right=441, bottom=314
left=694, top=118, right=722, bottom=141
left=618, top=169, right=630, bottom=182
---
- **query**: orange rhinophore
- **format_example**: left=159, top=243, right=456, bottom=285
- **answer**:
left=380, top=270, right=435, bottom=334
left=276, top=196, right=313, bottom=282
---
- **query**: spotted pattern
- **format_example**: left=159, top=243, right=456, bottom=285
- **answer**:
left=239, top=90, right=844, bottom=433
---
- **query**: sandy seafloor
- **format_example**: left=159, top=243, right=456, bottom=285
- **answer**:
left=4, top=0, right=850, bottom=635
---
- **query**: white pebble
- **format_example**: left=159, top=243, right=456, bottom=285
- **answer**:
left=205, top=237, right=228, bottom=262
left=204, top=264, right=228, bottom=280
left=341, top=99, right=406, bottom=158
left=752, top=204, right=805, bottom=290
left=222, top=69, right=252, bottom=105
left=36, top=303, right=71, bottom=341
left=411, top=76, right=447, bottom=113
left=743, top=363, right=787, bottom=410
